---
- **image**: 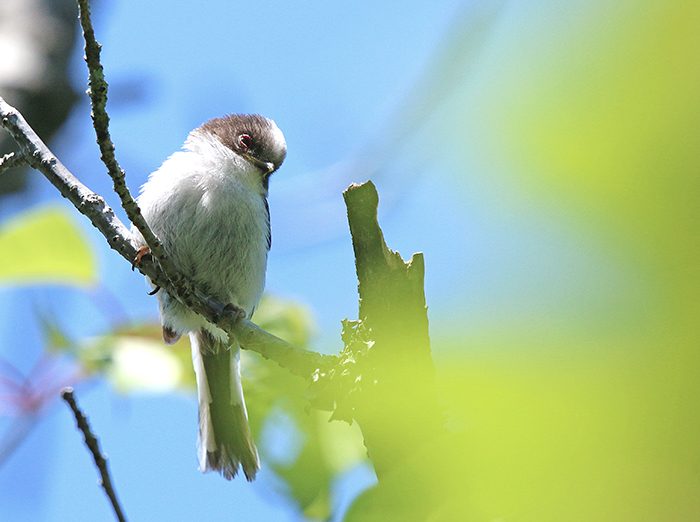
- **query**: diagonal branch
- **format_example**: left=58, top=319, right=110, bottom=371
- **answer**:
left=61, top=387, right=128, bottom=522
left=0, top=97, right=141, bottom=271
left=0, top=97, right=335, bottom=378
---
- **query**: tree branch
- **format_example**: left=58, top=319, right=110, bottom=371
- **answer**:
left=60, top=387, right=128, bottom=522
left=0, top=97, right=140, bottom=268
left=0, top=97, right=334, bottom=378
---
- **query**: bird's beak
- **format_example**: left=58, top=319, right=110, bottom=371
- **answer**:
left=244, top=154, right=275, bottom=175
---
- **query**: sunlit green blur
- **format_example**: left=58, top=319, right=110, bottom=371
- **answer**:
left=0, top=207, right=96, bottom=287
left=396, top=1, right=700, bottom=520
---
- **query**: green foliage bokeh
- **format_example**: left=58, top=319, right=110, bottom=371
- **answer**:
left=0, top=207, right=96, bottom=287
left=373, top=1, right=700, bottom=520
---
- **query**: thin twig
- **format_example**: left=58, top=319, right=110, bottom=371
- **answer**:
left=75, top=0, right=179, bottom=284
left=0, top=151, right=27, bottom=174
left=60, top=387, right=128, bottom=522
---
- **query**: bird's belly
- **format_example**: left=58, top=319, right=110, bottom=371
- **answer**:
left=162, top=187, right=270, bottom=316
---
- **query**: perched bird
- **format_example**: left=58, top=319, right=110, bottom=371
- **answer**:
left=132, top=114, right=287, bottom=480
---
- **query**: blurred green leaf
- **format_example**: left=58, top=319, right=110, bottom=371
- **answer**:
left=105, top=336, right=184, bottom=394
left=246, top=296, right=368, bottom=520
left=37, top=309, right=75, bottom=353
left=76, top=322, right=195, bottom=392
left=245, top=350, right=367, bottom=521
left=0, top=206, right=96, bottom=287
left=253, top=293, right=316, bottom=348
left=348, top=0, right=700, bottom=519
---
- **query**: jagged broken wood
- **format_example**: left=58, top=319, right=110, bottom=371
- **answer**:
left=343, top=181, right=446, bottom=479
left=308, top=181, right=447, bottom=480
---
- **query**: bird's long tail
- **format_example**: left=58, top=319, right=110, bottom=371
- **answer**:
left=190, top=329, right=260, bottom=481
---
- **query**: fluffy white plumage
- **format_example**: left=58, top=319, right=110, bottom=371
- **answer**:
left=132, top=114, right=286, bottom=480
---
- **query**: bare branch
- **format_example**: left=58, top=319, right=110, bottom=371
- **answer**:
left=0, top=97, right=335, bottom=378
left=236, top=319, right=337, bottom=378
left=60, top=387, right=128, bottom=522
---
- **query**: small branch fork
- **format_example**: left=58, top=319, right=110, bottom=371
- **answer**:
left=61, top=387, right=128, bottom=522
left=0, top=151, right=27, bottom=173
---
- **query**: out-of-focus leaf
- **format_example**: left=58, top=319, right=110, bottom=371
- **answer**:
left=340, top=0, right=700, bottom=520
left=253, top=293, right=315, bottom=348
left=0, top=206, right=96, bottom=287
left=246, top=351, right=368, bottom=521
left=345, top=0, right=700, bottom=520
left=316, top=409, right=366, bottom=473
left=74, top=322, right=195, bottom=392
left=106, top=336, right=184, bottom=394
left=36, top=309, right=75, bottom=353
left=242, top=295, right=367, bottom=520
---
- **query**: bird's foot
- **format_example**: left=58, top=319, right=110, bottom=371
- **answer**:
left=132, top=245, right=151, bottom=270
left=223, top=303, right=247, bottom=323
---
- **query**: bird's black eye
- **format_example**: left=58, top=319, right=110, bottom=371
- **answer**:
left=239, top=134, right=253, bottom=149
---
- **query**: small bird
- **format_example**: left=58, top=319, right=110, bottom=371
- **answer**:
left=132, top=114, right=287, bottom=480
